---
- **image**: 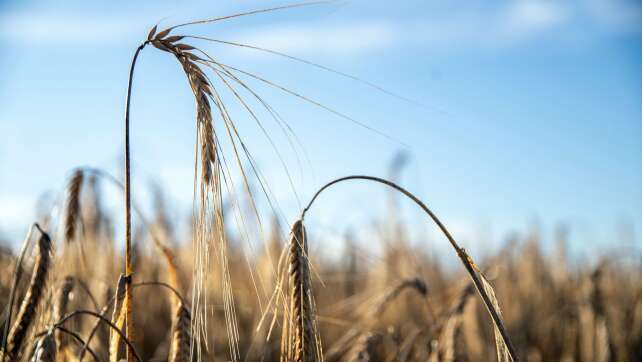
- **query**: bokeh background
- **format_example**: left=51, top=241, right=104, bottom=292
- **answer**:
left=0, top=0, right=641, bottom=258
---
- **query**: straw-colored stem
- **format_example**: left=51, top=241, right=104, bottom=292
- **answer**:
left=122, top=40, right=149, bottom=361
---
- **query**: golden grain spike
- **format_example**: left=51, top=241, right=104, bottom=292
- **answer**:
left=52, top=276, right=74, bottom=351
left=109, top=275, right=127, bottom=362
left=288, top=219, right=320, bottom=362
left=146, top=24, right=157, bottom=41
left=346, top=332, right=379, bottom=362
left=30, top=331, right=57, bottom=362
left=6, top=230, right=52, bottom=359
left=63, top=170, right=84, bottom=243
left=168, top=303, right=191, bottom=362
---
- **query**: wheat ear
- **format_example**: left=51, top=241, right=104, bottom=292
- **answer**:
left=52, top=276, right=75, bottom=352
left=30, top=330, right=56, bottom=362
left=63, top=170, right=83, bottom=243
left=109, top=275, right=127, bottom=362
left=169, top=302, right=192, bottom=362
left=430, top=284, right=475, bottom=362
left=5, top=229, right=52, bottom=359
left=122, top=23, right=220, bottom=360
left=346, top=332, right=381, bottom=362
left=286, top=220, right=321, bottom=362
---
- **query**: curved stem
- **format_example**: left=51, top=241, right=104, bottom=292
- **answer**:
left=78, top=281, right=184, bottom=361
left=133, top=282, right=186, bottom=306
left=77, top=299, right=113, bottom=361
left=55, top=310, right=142, bottom=361
left=53, top=326, right=100, bottom=362
left=123, top=40, right=149, bottom=362
left=301, top=175, right=519, bottom=361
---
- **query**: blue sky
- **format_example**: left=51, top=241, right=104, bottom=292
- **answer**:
left=0, top=0, right=641, bottom=256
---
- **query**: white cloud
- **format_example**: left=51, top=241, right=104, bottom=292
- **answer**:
left=234, top=21, right=399, bottom=56
left=501, top=1, right=568, bottom=37
left=587, top=0, right=642, bottom=32
left=0, top=12, right=141, bottom=45
left=1, top=1, right=638, bottom=54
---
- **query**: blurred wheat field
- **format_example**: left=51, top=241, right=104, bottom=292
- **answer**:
left=1, top=3, right=641, bottom=362
left=0, top=171, right=640, bottom=361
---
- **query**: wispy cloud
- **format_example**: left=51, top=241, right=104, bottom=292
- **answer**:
left=219, top=0, right=640, bottom=58
left=500, top=1, right=568, bottom=39
left=234, top=21, right=398, bottom=57
left=1, top=0, right=638, bottom=53
left=0, top=12, right=141, bottom=45
left=587, top=0, right=642, bottom=32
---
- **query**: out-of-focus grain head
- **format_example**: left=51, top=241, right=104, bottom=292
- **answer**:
left=169, top=302, right=191, bottom=362
left=63, top=170, right=84, bottom=243
left=5, top=229, right=52, bottom=359
left=30, top=330, right=57, bottom=362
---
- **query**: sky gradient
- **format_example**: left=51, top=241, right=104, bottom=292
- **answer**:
left=1, top=0, right=641, bottom=257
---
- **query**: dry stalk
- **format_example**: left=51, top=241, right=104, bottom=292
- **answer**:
left=46, top=310, right=141, bottom=361
left=371, top=277, right=428, bottom=316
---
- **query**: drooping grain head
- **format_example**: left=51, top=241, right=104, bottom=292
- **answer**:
left=147, top=27, right=224, bottom=360
left=5, top=231, right=52, bottom=359
left=148, top=31, right=216, bottom=187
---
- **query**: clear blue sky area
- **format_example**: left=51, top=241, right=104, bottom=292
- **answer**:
left=1, top=1, right=641, bottom=256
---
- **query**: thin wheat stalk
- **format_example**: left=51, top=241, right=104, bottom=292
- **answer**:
left=47, top=310, right=142, bottom=361
left=301, top=175, right=519, bottom=362
left=31, top=326, right=99, bottom=362
left=371, top=277, right=428, bottom=316
left=78, top=293, right=113, bottom=361
left=77, top=281, right=185, bottom=362
left=121, top=38, right=146, bottom=362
